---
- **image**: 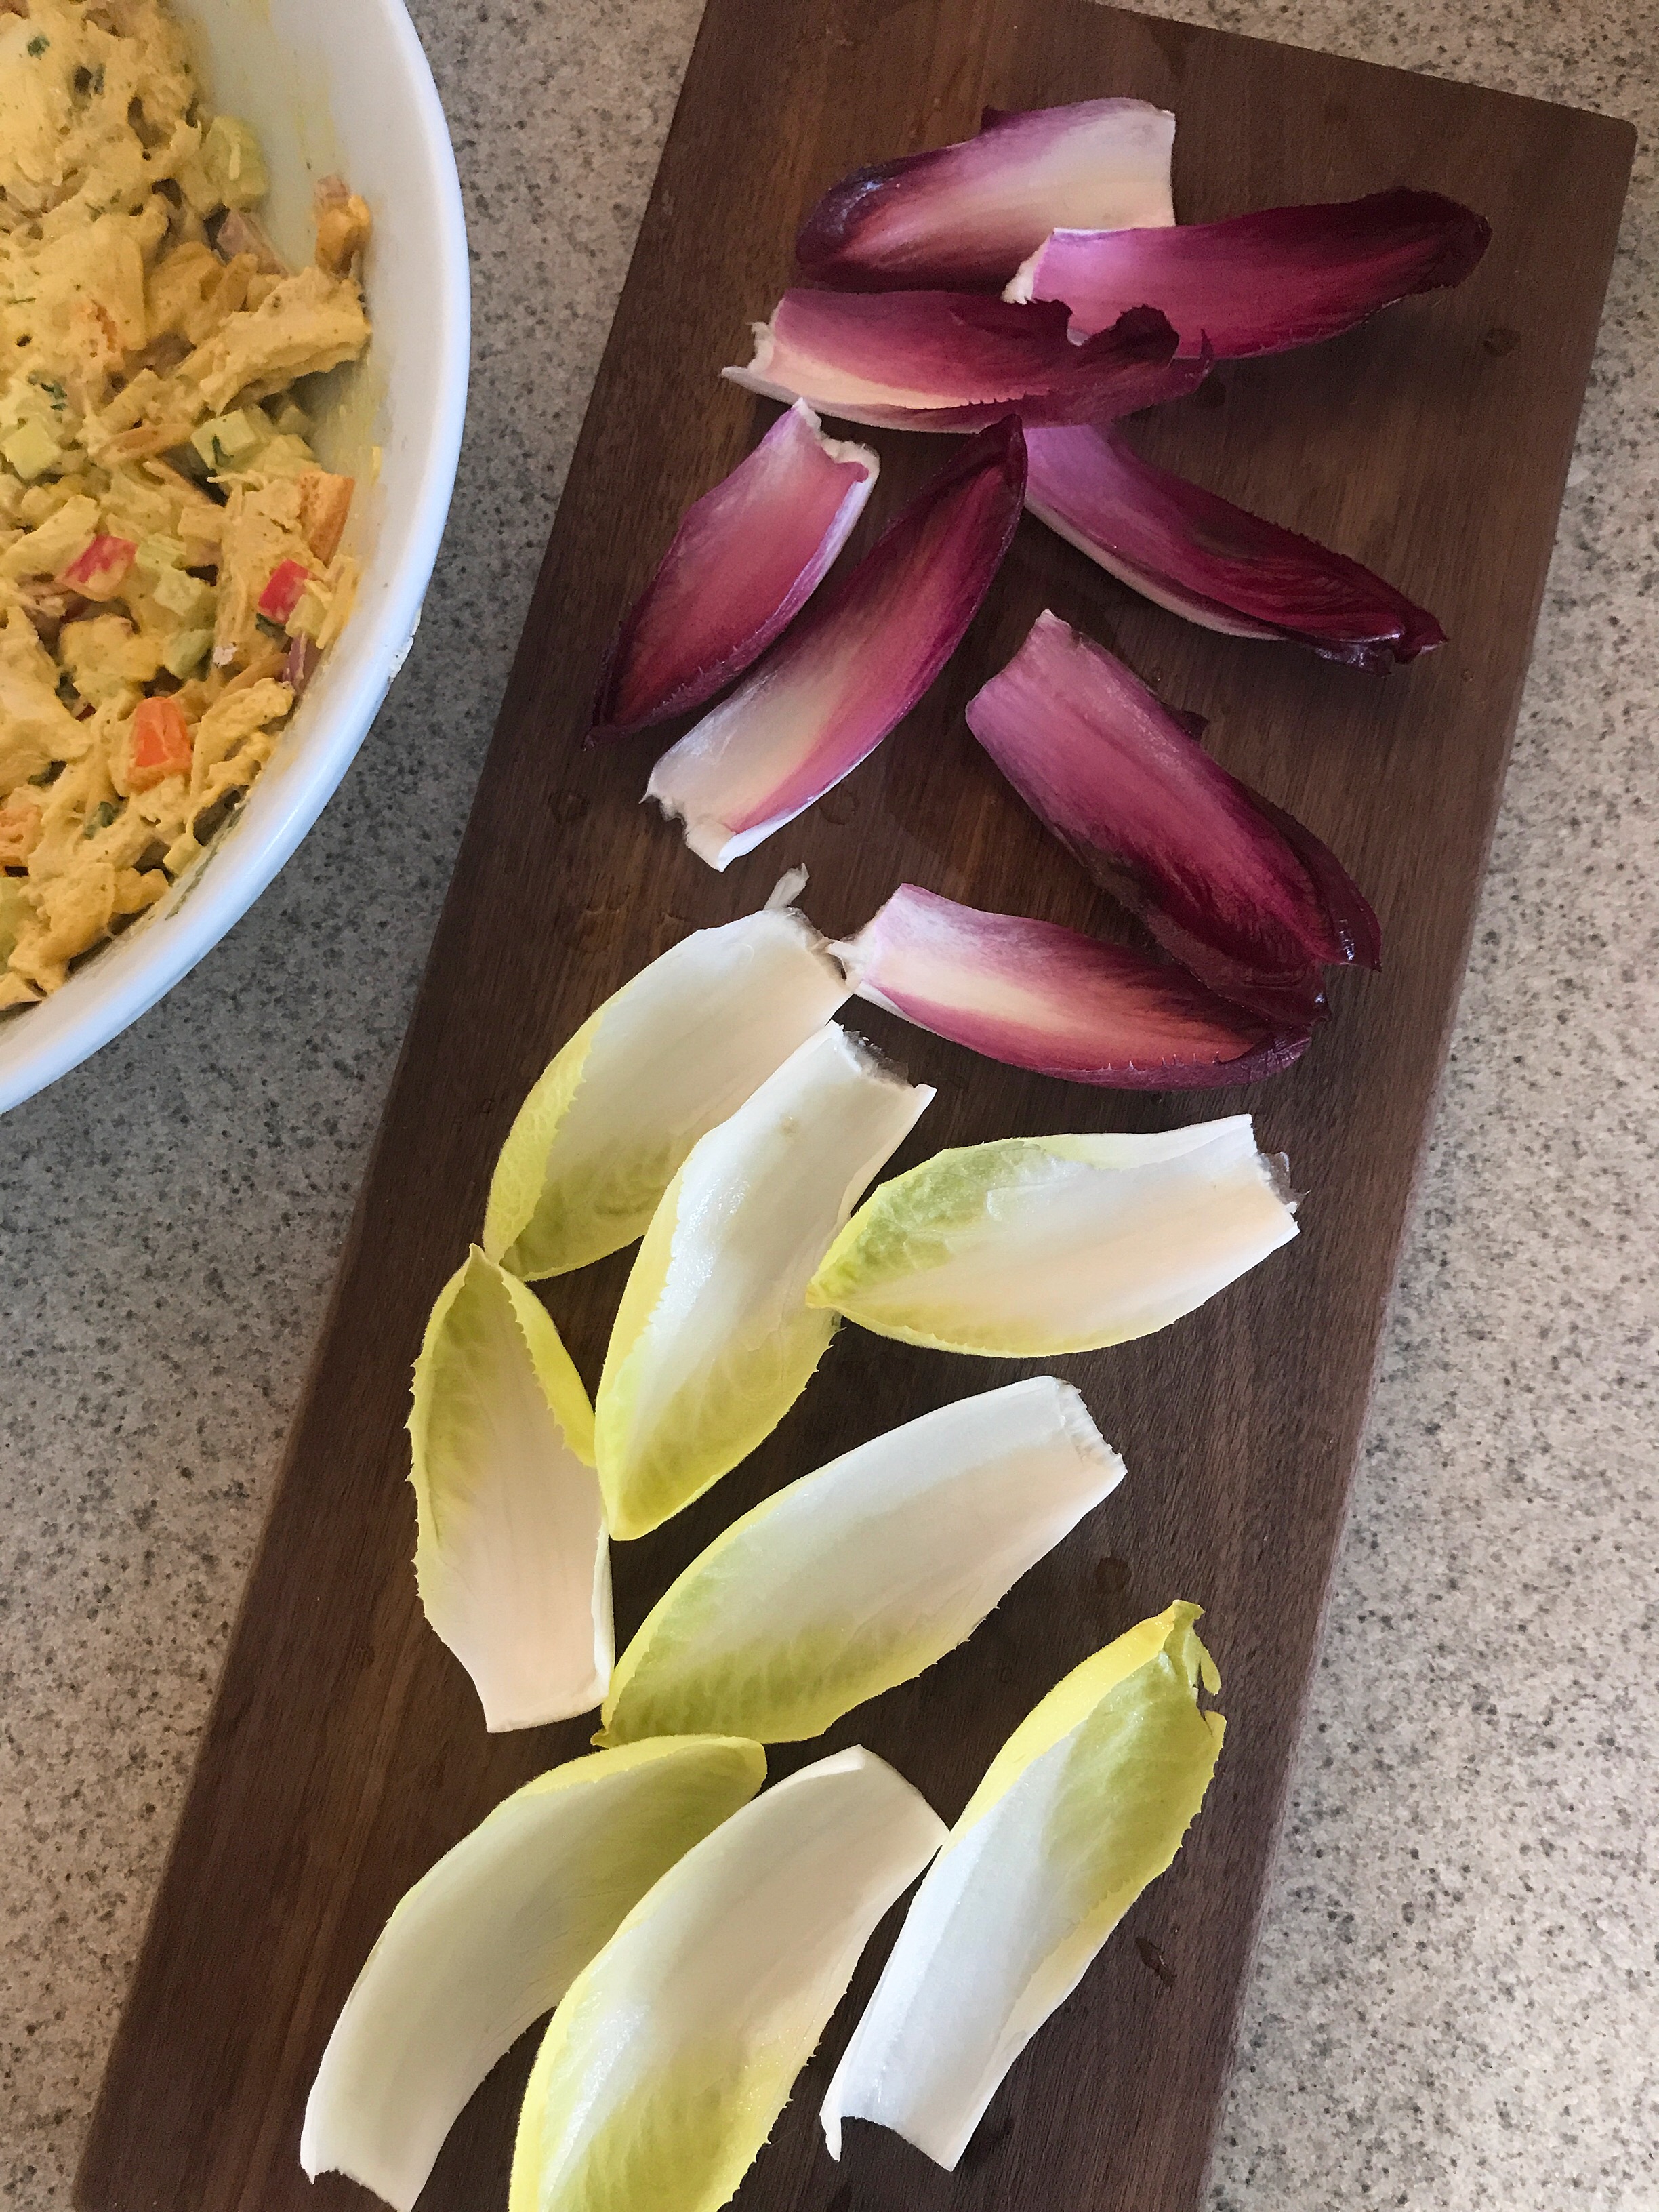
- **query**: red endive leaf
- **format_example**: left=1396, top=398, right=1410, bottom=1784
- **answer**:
left=1008, top=187, right=1491, bottom=356
left=1025, top=421, right=1446, bottom=670
left=796, top=99, right=1174, bottom=292
left=591, top=402, right=878, bottom=737
left=648, top=419, right=1027, bottom=870
left=722, top=293, right=1205, bottom=432
left=964, top=611, right=1380, bottom=1024
left=837, top=885, right=1310, bottom=1088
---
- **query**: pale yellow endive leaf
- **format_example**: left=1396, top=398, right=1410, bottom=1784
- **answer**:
left=808, top=1115, right=1296, bottom=1354
left=822, top=1603, right=1224, bottom=2168
left=483, top=905, right=848, bottom=1279
left=510, top=1748, right=945, bottom=2212
left=596, top=1024, right=932, bottom=1538
left=409, top=1247, right=608, bottom=1729
left=302, top=1737, right=764, bottom=2211
left=598, top=1376, right=1124, bottom=1746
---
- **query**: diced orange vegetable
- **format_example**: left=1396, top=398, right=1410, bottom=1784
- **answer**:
left=314, top=178, right=372, bottom=276
left=128, top=696, right=194, bottom=792
left=257, top=558, right=312, bottom=626
left=298, top=470, right=354, bottom=563
left=58, top=535, right=137, bottom=602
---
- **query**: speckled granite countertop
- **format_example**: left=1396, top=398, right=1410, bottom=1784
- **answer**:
left=2, top=1, right=1654, bottom=2205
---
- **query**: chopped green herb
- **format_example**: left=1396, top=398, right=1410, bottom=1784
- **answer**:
left=27, top=34, right=49, bottom=56
left=83, top=800, right=121, bottom=839
left=33, top=377, right=68, bottom=413
left=190, top=408, right=264, bottom=473
left=28, top=759, right=66, bottom=787
left=255, top=612, right=288, bottom=642
left=54, top=673, right=79, bottom=708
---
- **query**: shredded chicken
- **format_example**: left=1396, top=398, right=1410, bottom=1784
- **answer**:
left=0, top=0, right=371, bottom=1004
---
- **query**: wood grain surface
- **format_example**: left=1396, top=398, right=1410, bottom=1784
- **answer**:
left=77, top=5, right=1632, bottom=2209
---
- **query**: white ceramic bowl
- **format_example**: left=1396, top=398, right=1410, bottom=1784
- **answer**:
left=0, top=0, right=469, bottom=1113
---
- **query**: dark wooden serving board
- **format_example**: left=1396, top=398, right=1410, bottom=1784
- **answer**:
left=78, top=5, right=1631, bottom=2209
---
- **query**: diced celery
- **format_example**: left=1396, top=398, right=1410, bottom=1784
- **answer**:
left=190, top=409, right=265, bottom=471
left=162, top=628, right=213, bottom=678
left=201, top=117, right=269, bottom=209
left=3, top=421, right=60, bottom=482
left=286, top=577, right=332, bottom=639
left=134, top=533, right=187, bottom=576
left=152, top=567, right=216, bottom=623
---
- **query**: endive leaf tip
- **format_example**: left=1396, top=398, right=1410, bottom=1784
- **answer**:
left=1002, top=239, right=1042, bottom=304
left=836, top=1021, right=916, bottom=1091
left=764, top=862, right=810, bottom=909
left=1264, top=1149, right=1302, bottom=1212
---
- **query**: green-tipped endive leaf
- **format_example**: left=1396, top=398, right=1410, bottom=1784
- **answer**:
left=596, top=1025, right=933, bottom=1538
left=483, top=905, right=849, bottom=1279
left=808, top=1113, right=1296, bottom=1355
left=510, top=1746, right=945, bottom=2212
left=410, top=1248, right=611, bottom=1729
left=821, top=1603, right=1224, bottom=2169
left=301, top=1736, right=764, bottom=2212
left=598, top=1377, right=1125, bottom=1746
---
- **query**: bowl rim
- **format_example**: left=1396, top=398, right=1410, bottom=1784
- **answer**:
left=0, top=0, right=471, bottom=1118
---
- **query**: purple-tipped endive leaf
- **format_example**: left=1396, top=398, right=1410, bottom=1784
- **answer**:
left=796, top=99, right=1174, bottom=291
left=837, top=886, right=1309, bottom=1088
left=590, top=402, right=878, bottom=738
left=647, top=418, right=1026, bottom=871
left=1025, top=423, right=1446, bottom=670
left=722, top=293, right=1203, bottom=432
left=966, top=612, right=1380, bottom=1025
left=1008, top=186, right=1491, bottom=356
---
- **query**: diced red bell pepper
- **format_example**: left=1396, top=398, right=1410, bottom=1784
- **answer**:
left=257, top=558, right=312, bottom=626
left=58, top=535, right=137, bottom=602
left=128, top=695, right=194, bottom=792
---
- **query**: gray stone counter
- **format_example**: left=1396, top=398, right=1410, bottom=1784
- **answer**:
left=1, top=1, right=1653, bottom=2204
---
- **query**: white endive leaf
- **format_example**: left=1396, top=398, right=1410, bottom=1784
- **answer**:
left=596, top=1024, right=933, bottom=1538
left=483, top=905, right=850, bottom=1280
left=302, top=1736, right=765, bottom=2212
left=598, top=1377, right=1124, bottom=1746
left=808, top=1114, right=1297, bottom=1355
left=410, top=1248, right=611, bottom=1729
left=823, top=1603, right=1224, bottom=2169
left=510, top=1747, right=945, bottom=2212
